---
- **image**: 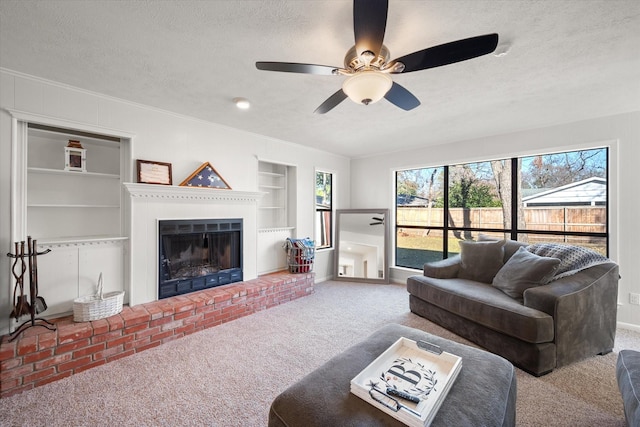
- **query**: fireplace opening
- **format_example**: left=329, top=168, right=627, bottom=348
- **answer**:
left=158, top=219, right=242, bottom=299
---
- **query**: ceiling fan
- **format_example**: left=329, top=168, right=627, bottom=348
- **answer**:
left=256, top=0, right=498, bottom=114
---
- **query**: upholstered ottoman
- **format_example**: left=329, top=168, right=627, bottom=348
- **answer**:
left=269, top=323, right=516, bottom=427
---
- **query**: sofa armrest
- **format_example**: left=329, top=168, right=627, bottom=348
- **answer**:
left=524, top=262, right=619, bottom=367
left=523, top=262, right=618, bottom=315
left=423, top=255, right=461, bottom=279
left=617, top=350, right=640, bottom=427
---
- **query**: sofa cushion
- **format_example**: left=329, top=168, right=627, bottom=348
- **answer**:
left=407, top=275, right=554, bottom=343
left=617, top=350, right=640, bottom=427
left=492, top=247, right=561, bottom=300
left=458, top=240, right=505, bottom=284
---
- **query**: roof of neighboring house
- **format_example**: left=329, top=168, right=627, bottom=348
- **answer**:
left=521, top=188, right=548, bottom=198
left=522, top=177, right=606, bottom=206
left=397, top=195, right=432, bottom=207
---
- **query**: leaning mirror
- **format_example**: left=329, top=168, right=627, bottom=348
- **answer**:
left=335, top=209, right=389, bottom=283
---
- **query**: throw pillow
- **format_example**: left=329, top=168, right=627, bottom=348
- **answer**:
left=492, top=246, right=561, bottom=300
left=477, top=233, right=527, bottom=263
left=458, top=239, right=505, bottom=284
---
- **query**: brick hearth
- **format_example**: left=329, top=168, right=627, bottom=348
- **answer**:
left=0, top=271, right=314, bottom=398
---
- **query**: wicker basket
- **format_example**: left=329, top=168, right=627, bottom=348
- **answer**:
left=73, top=273, right=124, bottom=322
left=284, top=237, right=315, bottom=274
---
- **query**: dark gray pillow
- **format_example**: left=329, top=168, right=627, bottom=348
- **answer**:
left=492, top=246, right=561, bottom=300
left=478, top=234, right=527, bottom=263
left=458, top=239, right=505, bottom=283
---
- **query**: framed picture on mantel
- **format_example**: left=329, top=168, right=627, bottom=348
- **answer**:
left=136, top=159, right=173, bottom=185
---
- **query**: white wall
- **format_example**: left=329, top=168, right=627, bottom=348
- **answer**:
left=351, top=111, right=640, bottom=328
left=0, top=69, right=349, bottom=333
left=3, top=67, right=637, bottom=329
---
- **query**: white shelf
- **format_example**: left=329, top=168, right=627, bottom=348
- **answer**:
left=28, top=167, right=120, bottom=179
left=28, top=204, right=120, bottom=208
left=260, top=206, right=285, bottom=210
left=259, top=184, right=285, bottom=190
left=258, top=227, right=295, bottom=232
left=258, top=171, right=285, bottom=178
left=38, top=236, right=128, bottom=245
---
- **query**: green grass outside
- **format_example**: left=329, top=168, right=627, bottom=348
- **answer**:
left=395, top=232, right=607, bottom=270
left=396, top=233, right=459, bottom=269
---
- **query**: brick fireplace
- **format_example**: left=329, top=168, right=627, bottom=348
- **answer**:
left=0, top=271, right=314, bottom=398
left=0, top=184, right=315, bottom=398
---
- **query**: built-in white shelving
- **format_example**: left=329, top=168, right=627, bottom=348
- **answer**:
left=256, top=161, right=298, bottom=274
left=7, top=111, right=131, bottom=322
left=26, top=125, right=123, bottom=241
left=258, top=163, right=289, bottom=228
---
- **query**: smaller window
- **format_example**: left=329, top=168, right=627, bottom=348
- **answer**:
left=315, top=171, right=333, bottom=249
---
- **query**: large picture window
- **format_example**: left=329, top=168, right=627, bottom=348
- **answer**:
left=315, top=171, right=333, bottom=249
left=396, top=148, right=608, bottom=269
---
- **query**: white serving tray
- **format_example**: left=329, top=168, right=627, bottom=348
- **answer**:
left=350, top=337, right=462, bottom=427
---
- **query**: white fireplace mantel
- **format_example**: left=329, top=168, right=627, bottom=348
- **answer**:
left=123, top=182, right=263, bottom=202
left=124, top=183, right=262, bottom=306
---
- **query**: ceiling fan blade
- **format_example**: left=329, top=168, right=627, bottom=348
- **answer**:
left=389, top=33, right=499, bottom=73
left=256, top=62, right=338, bottom=76
left=384, top=82, right=420, bottom=111
left=354, top=0, right=388, bottom=58
left=314, top=90, right=348, bottom=114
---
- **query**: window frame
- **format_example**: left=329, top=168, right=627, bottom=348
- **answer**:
left=315, top=170, right=333, bottom=250
left=395, top=148, right=609, bottom=269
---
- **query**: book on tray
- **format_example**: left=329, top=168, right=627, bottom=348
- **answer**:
left=350, top=337, right=462, bottom=427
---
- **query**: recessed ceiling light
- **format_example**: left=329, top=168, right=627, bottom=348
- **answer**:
left=233, top=97, right=251, bottom=109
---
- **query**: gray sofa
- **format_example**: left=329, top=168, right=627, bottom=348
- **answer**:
left=617, top=349, right=640, bottom=427
left=407, top=239, right=619, bottom=376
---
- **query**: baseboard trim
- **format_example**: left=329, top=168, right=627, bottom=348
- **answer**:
left=617, top=321, right=640, bottom=332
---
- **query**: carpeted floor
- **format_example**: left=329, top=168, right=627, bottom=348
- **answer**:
left=1, top=280, right=637, bottom=426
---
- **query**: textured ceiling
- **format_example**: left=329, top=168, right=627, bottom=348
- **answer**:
left=1, top=0, right=639, bottom=159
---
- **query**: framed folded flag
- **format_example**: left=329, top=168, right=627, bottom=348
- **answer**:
left=179, top=162, right=231, bottom=189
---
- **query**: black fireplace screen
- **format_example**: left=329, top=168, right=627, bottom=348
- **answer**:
left=158, top=219, right=242, bottom=299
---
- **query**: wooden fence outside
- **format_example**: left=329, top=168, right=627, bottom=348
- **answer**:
left=397, top=206, right=606, bottom=235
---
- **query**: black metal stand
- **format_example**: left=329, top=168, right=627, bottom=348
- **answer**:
left=4, top=237, right=55, bottom=343
left=6, top=317, right=56, bottom=342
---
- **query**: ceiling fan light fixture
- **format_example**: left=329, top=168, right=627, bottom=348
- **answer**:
left=342, top=71, right=392, bottom=105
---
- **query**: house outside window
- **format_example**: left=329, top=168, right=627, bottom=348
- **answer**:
left=395, top=147, right=608, bottom=269
left=315, top=171, right=333, bottom=249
